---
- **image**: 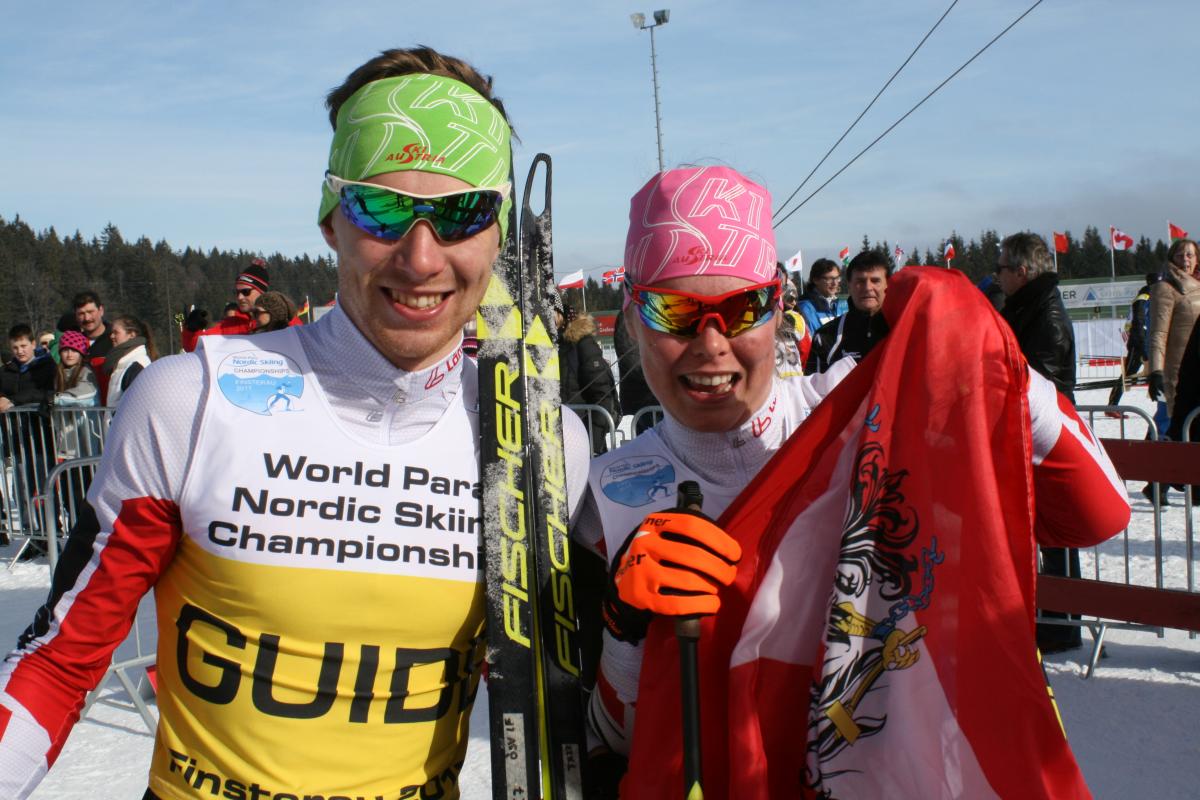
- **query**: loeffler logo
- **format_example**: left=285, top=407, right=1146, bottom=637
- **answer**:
left=386, top=142, right=447, bottom=166
left=675, top=245, right=710, bottom=266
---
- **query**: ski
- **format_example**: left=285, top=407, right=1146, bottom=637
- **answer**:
left=518, top=154, right=586, bottom=800
left=477, top=153, right=585, bottom=800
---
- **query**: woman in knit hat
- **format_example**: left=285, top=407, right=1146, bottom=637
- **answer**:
left=252, top=291, right=297, bottom=333
left=52, top=330, right=98, bottom=407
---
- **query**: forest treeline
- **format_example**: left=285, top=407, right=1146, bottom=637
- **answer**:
left=564, top=226, right=1176, bottom=312
left=1, top=216, right=1177, bottom=343
left=0, top=216, right=338, bottom=354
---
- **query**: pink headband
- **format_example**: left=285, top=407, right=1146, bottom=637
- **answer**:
left=623, top=166, right=777, bottom=287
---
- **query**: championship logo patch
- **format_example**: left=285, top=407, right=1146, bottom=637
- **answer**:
left=599, top=455, right=676, bottom=507
left=216, top=351, right=304, bottom=415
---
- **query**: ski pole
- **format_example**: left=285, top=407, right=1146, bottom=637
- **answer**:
left=675, top=480, right=705, bottom=800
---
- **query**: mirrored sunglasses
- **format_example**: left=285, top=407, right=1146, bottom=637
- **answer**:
left=629, top=280, right=781, bottom=339
left=325, top=173, right=510, bottom=243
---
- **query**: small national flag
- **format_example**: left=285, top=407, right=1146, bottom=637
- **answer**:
left=1052, top=232, right=1069, bottom=254
left=602, top=266, right=626, bottom=285
left=1169, top=222, right=1189, bottom=242
left=893, top=245, right=905, bottom=266
left=557, top=269, right=585, bottom=290
left=838, top=246, right=851, bottom=267
left=296, top=299, right=311, bottom=320
left=1110, top=227, right=1134, bottom=251
left=786, top=248, right=804, bottom=277
left=943, top=241, right=956, bottom=264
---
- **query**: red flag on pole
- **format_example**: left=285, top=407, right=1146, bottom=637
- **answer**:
left=624, top=268, right=1129, bottom=800
left=943, top=241, right=956, bottom=264
left=1052, top=232, right=1069, bottom=254
left=1169, top=222, right=1189, bottom=242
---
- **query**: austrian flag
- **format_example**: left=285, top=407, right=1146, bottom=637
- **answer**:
left=1110, top=227, right=1134, bottom=251
left=625, top=268, right=1131, bottom=799
left=556, top=269, right=585, bottom=290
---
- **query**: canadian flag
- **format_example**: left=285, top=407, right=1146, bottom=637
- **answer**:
left=943, top=241, right=956, bottom=263
left=602, top=266, right=626, bottom=285
left=1110, top=227, right=1134, bottom=251
left=556, top=269, right=585, bottom=290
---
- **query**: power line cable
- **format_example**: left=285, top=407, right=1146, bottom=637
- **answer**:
left=772, top=0, right=960, bottom=222
left=774, top=0, right=1046, bottom=231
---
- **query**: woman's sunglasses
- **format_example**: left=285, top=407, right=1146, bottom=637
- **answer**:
left=325, top=173, right=510, bottom=243
left=629, top=280, right=781, bottom=338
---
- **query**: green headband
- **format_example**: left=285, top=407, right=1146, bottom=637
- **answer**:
left=319, top=73, right=513, bottom=239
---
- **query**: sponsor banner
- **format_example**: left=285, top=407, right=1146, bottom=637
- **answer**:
left=1057, top=280, right=1141, bottom=309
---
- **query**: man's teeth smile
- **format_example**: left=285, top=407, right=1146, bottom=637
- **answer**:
left=683, top=373, right=735, bottom=393
left=388, top=289, right=447, bottom=309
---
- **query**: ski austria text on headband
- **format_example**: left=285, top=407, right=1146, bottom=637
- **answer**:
left=326, top=174, right=511, bottom=243
left=628, top=279, right=781, bottom=338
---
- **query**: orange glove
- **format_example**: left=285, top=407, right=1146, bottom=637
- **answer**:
left=601, top=510, right=742, bottom=642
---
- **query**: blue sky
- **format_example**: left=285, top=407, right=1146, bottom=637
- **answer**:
left=2, top=0, right=1197, bottom=283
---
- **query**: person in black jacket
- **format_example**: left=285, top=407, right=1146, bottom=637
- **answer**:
left=0, top=324, right=57, bottom=411
left=997, top=232, right=1077, bottom=401
left=996, top=232, right=1081, bottom=653
left=806, top=249, right=891, bottom=373
left=1108, top=273, right=1161, bottom=406
left=558, top=304, right=620, bottom=455
left=0, top=324, right=57, bottom=539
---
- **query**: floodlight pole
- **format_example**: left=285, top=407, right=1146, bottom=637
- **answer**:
left=632, top=10, right=670, bottom=173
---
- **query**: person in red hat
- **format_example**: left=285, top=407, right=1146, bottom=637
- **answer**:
left=180, top=257, right=274, bottom=351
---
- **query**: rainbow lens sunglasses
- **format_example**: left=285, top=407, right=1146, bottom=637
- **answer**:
left=325, top=173, right=510, bottom=243
left=629, top=279, right=781, bottom=338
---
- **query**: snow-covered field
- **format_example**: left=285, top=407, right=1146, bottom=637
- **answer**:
left=2, top=386, right=1197, bottom=798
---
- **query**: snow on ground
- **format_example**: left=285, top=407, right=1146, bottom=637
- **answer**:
left=2, top=386, right=1198, bottom=798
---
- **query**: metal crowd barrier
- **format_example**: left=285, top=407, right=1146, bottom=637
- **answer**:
left=1182, top=405, right=1200, bottom=621
left=12, top=457, right=102, bottom=572
left=630, top=405, right=665, bottom=436
left=51, top=406, right=114, bottom=461
left=564, top=403, right=622, bottom=454
left=1, top=406, right=112, bottom=558
left=1056, top=404, right=1200, bottom=674
left=1, top=406, right=56, bottom=544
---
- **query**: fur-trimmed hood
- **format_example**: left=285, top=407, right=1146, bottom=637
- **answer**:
left=562, top=314, right=598, bottom=344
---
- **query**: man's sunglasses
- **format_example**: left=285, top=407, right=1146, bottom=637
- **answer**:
left=325, top=173, right=510, bottom=243
left=629, top=280, right=781, bottom=339
left=236, top=287, right=256, bottom=297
